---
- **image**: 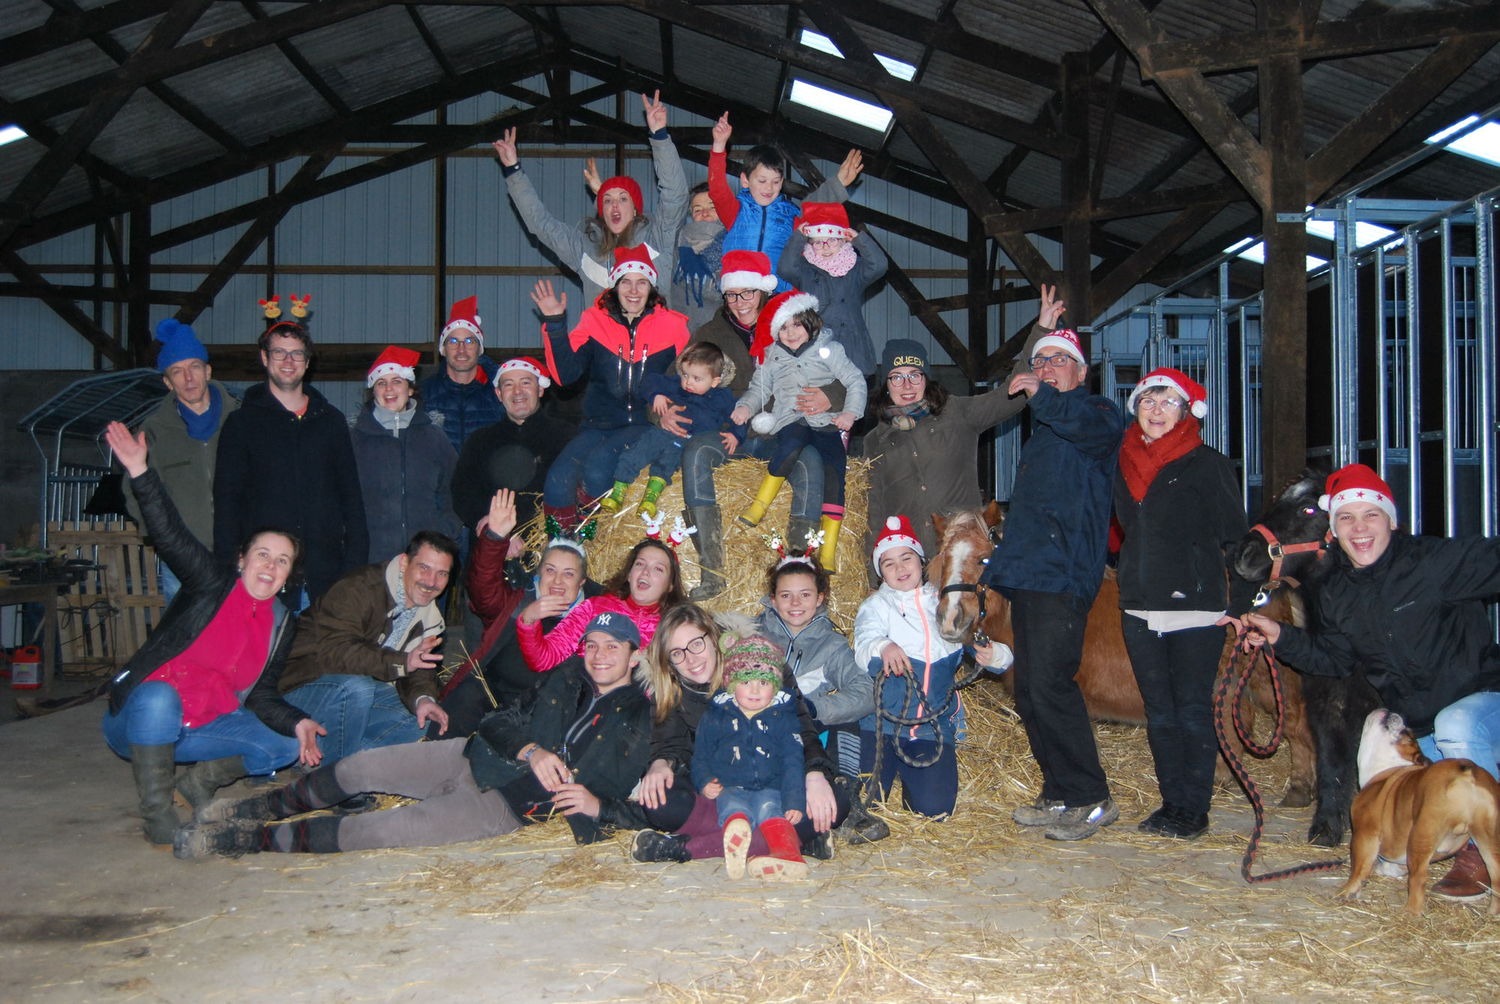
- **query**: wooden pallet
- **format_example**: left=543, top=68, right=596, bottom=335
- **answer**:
left=47, top=521, right=166, bottom=673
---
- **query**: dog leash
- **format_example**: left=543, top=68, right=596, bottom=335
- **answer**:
left=1213, top=637, right=1345, bottom=883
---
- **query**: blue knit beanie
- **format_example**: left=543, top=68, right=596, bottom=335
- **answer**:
left=155, top=319, right=208, bottom=372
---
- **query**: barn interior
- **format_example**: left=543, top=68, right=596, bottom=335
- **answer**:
left=2, top=1, right=1499, bottom=999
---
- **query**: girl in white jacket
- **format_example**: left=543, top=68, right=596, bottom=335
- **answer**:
left=854, top=515, right=1011, bottom=818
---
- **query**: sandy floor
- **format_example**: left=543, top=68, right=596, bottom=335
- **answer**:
left=4, top=699, right=1499, bottom=1002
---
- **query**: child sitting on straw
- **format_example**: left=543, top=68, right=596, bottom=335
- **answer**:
left=755, top=552, right=872, bottom=779
left=730, top=290, right=866, bottom=572
left=600, top=341, right=741, bottom=518
left=854, top=515, right=1013, bottom=819
left=692, top=635, right=810, bottom=880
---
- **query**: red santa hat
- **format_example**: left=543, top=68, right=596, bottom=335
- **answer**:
left=1030, top=328, right=1086, bottom=366
left=440, top=295, right=483, bottom=350
left=366, top=345, right=420, bottom=388
left=1319, top=463, right=1398, bottom=527
left=596, top=176, right=644, bottom=218
left=872, top=514, right=924, bottom=571
left=750, top=288, right=820, bottom=363
left=608, top=245, right=658, bottom=287
left=1127, top=366, right=1208, bottom=419
left=493, top=355, right=553, bottom=390
left=795, top=203, right=854, bottom=240
left=719, top=250, right=778, bottom=293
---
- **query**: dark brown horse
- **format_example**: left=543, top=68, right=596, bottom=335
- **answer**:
left=929, top=503, right=1318, bottom=809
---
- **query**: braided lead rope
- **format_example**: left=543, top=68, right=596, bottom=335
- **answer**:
left=1213, top=642, right=1344, bottom=883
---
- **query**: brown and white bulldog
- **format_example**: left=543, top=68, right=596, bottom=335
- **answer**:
left=1337, top=709, right=1500, bottom=915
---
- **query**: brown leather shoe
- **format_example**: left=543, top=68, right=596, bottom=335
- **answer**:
left=1432, top=842, right=1491, bottom=902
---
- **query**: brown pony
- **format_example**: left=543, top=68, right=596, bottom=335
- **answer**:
left=929, top=503, right=1317, bottom=808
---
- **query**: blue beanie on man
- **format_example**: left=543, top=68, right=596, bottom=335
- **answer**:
left=154, top=318, right=208, bottom=371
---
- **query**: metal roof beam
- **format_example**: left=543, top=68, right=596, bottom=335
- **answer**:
left=0, top=0, right=176, bottom=66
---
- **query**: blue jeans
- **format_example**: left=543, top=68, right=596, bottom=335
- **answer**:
left=284, top=674, right=426, bottom=765
left=544, top=426, right=650, bottom=506
left=101, top=680, right=299, bottom=775
left=1416, top=691, right=1500, bottom=781
left=716, top=785, right=784, bottom=827
left=767, top=422, right=848, bottom=510
left=613, top=426, right=688, bottom=482
left=158, top=562, right=181, bottom=605
left=680, top=431, right=823, bottom=517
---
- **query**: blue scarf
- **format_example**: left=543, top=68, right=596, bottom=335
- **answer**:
left=178, top=385, right=222, bottom=442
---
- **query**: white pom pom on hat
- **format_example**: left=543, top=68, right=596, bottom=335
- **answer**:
left=872, top=514, right=924, bottom=571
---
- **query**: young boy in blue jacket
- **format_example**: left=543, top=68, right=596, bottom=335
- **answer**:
left=706, top=112, right=863, bottom=292
left=601, top=341, right=743, bottom=517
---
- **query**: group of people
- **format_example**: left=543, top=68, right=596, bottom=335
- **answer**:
left=102, top=92, right=1500, bottom=901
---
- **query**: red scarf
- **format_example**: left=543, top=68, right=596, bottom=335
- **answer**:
left=1119, top=416, right=1202, bottom=502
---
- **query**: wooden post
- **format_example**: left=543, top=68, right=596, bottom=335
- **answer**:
left=127, top=204, right=151, bottom=367
left=1061, top=52, right=1094, bottom=351
left=1259, top=1, right=1308, bottom=495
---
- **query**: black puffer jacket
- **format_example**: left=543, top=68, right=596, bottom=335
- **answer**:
left=463, top=659, right=654, bottom=843
left=107, top=469, right=305, bottom=737
left=1274, top=532, right=1500, bottom=736
left=1113, top=444, right=1258, bottom=615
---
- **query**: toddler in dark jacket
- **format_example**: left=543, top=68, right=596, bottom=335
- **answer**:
left=691, top=634, right=809, bottom=880
left=602, top=341, right=743, bottom=518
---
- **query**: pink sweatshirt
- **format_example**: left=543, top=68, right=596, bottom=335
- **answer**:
left=517, top=594, right=663, bottom=672
left=145, top=583, right=274, bottom=728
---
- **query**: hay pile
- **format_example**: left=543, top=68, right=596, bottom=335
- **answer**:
left=516, top=457, right=873, bottom=631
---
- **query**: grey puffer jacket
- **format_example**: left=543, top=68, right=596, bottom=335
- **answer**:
left=737, top=329, right=866, bottom=434
left=756, top=597, right=873, bottom=726
left=503, top=132, right=689, bottom=307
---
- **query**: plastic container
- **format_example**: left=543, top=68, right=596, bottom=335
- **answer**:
left=9, top=646, right=40, bottom=690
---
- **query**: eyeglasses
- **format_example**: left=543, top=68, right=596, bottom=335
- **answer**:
left=723, top=290, right=761, bottom=303
left=1137, top=397, right=1186, bottom=413
left=443, top=336, right=478, bottom=348
left=667, top=632, right=709, bottom=666
left=810, top=237, right=845, bottom=248
left=1029, top=353, right=1077, bottom=370
left=266, top=348, right=308, bottom=362
left=887, top=372, right=926, bottom=386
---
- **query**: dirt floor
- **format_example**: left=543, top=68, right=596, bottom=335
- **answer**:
left=5, top=686, right=1500, bottom=1003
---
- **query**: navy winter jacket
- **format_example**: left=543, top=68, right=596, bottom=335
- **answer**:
left=418, top=356, right=504, bottom=454
left=691, top=689, right=806, bottom=815
left=982, top=383, right=1124, bottom=601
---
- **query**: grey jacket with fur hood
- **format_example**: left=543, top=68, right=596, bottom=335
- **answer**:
left=756, top=596, right=874, bottom=726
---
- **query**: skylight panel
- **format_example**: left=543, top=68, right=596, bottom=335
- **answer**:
left=1304, top=219, right=1397, bottom=249
left=1223, top=239, right=1326, bottom=271
left=788, top=79, right=894, bottom=132
left=0, top=125, right=27, bottom=147
left=1425, top=115, right=1500, bottom=169
left=799, top=29, right=917, bottom=81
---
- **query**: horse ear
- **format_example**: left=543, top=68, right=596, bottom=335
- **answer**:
left=931, top=512, right=947, bottom=538
left=982, top=499, right=1004, bottom=528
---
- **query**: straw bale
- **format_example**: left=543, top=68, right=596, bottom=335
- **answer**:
left=514, top=458, right=873, bottom=632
